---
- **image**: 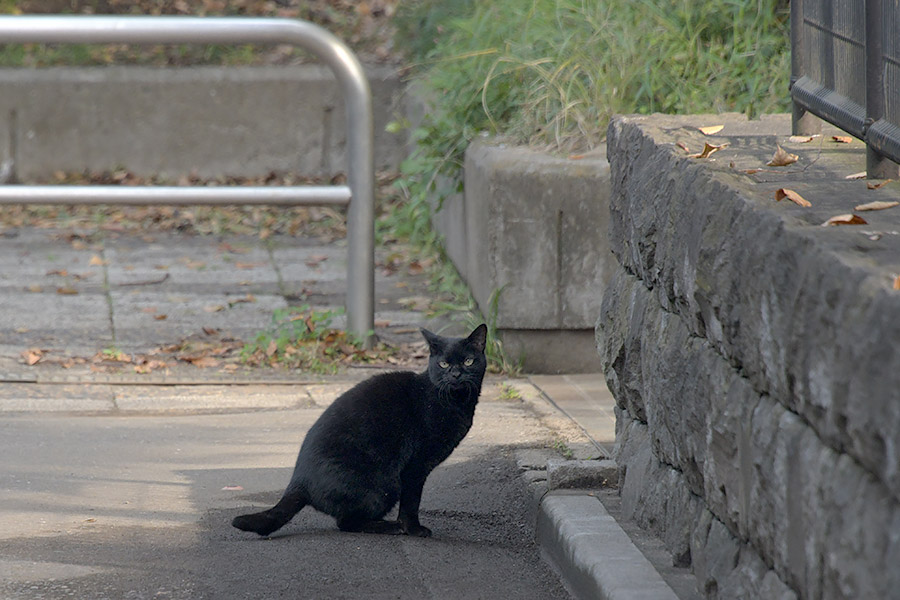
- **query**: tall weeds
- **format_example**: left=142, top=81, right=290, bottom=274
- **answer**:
left=397, top=0, right=790, bottom=156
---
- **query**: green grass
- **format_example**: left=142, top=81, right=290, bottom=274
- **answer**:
left=396, top=0, right=790, bottom=158
left=497, top=383, right=522, bottom=401
left=551, top=438, right=575, bottom=460
left=383, top=0, right=790, bottom=375
left=241, top=305, right=382, bottom=374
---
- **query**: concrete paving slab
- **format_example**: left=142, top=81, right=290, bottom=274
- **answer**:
left=105, top=234, right=280, bottom=294
left=0, top=291, right=113, bottom=355
left=110, top=289, right=288, bottom=350
left=270, top=243, right=348, bottom=290
left=530, top=374, right=617, bottom=457
left=0, top=383, right=115, bottom=413
left=0, top=230, right=106, bottom=294
left=113, top=384, right=316, bottom=413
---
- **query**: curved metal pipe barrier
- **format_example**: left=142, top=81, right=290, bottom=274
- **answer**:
left=0, top=15, right=375, bottom=342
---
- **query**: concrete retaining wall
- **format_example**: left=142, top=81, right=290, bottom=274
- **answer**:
left=598, top=113, right=900, bottom=599
left=0, top=65, right=405, bottom=180
left=432, top=139, right=613, bottom=373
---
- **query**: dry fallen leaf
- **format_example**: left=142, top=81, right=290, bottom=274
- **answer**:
left=89, top=255, right=107, bottom=266
left=698, top=125, right=724, bottom=135
left=854, top=200, right=900, bottom=211
left=189, top=356, right=220, bottom=368
left=305, top=254, right=329, bottom=267
left=56, top=286, right=78, bottom=295
left=894, top=275, right=900, bottom=290
left=676, top=141, right=690, bottom=153
left=866, top=179, right=893, bottom=190
left=235, top=261, right=265, bottom=270
left=821, top=214, right=868, bottom=226
left=398, top=296, right=432, bottom=312
left=767, top=145, right=799, bottom=167
left=743, top=168, right=764, bottom=175
left=154, top=314, right=168, bottom=321
left=789, top=135, right=816, bottom=143
left=832, top=135, right=853, bottom=144
left=21, top=348, right=43, bottom=366
left=407, top=260, right=425, bottom=275
left=26, top=285, right=43, bottom=293
left=845, top=171, right=867, bottom=180
left=204, top=304, right=225, bottom=313
left=688, top=142, right=729, bottom=159
left=775, top=188, right=812, bottom=207
left=218, top=242, right=249, bottom=254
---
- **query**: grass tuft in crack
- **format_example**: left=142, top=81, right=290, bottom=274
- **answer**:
left=241, top=305, right=390, bottom=374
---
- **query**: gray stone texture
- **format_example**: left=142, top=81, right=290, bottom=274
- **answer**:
left=0, top=66, right=405, bottom=179
left=600, top=114, right=900, bottom=599
left=424, top=138, right=614, bottom=372
left=463, top=140, right=613, bottom=331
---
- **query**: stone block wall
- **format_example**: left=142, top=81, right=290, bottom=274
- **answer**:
left=598, top=114, right=900, bottom=598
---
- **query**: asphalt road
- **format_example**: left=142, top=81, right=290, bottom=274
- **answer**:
left=0, top=391, right=572, bottom=599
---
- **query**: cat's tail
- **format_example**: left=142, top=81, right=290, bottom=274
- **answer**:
left=232, top=487, right=307, bottom=536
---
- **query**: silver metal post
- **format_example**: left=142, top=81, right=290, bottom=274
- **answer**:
left=0, top=16, right=375, bottom=343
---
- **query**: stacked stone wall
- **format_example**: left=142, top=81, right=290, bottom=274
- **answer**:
left=599, top=114, right=900, bottom=599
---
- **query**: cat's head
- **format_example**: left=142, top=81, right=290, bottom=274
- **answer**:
left=421, top=324, right=488, bottom=395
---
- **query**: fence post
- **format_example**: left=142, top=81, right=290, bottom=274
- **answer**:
left=865, top=0, right=900, bottom=178
left=791, top=0, right=822, bottom=136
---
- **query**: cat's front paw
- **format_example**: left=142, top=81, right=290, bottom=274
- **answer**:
left=404, top=524, right=432, bottom=538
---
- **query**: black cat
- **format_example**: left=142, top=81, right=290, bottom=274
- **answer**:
left=232, top=324, right=488, bottom=538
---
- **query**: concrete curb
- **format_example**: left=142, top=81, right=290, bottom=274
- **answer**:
left=0, top=65, right=405, bottom=179
left=536, top=492, right=680, bottom=600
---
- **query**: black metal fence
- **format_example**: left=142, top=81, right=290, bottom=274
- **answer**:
left=791, top=0, right=900, bottom=178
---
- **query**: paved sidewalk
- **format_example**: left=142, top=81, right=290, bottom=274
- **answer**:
left=0, top=226, right=462, bottom=382
left=0, top=225, right=692, bottom=599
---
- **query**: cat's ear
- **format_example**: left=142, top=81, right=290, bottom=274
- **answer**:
left=467, top=324, right=487, bottom=353
left=420, top=328, right=445, bottom=353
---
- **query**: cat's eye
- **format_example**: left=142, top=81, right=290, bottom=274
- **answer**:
left=438, top=360, right=450, bottom=369
left=464, top=357, right=475, bottom=366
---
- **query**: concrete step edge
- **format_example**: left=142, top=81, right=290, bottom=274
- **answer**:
left=536, top=492, right=680, bottom=600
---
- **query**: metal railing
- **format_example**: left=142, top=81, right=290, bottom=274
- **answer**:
left=791, top=0, right=900, bottom=178
left=0, top=15, right=375, bottom=342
